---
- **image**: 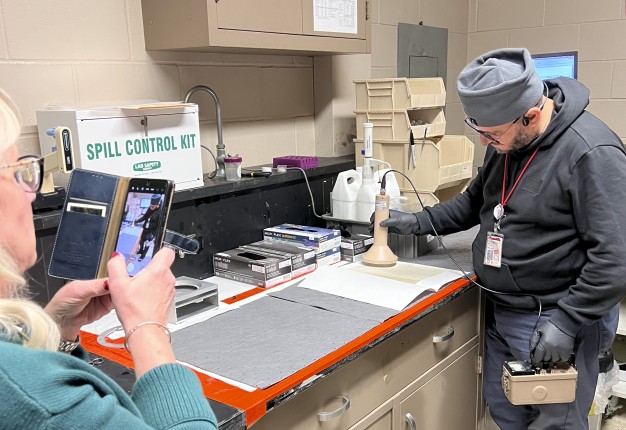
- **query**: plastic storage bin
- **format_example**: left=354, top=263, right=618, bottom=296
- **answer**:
left=396, top=190, right=439, bottom=211
left=355, top=108, right=446, bottom=141
left=354, top=77, right=446, bottom=111
left=354, top=135, right=474, bottom=193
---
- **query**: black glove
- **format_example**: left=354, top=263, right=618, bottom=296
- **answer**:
left=529, top=320, right=575, bottom=366
left=369, top=209, right=420, bottom=235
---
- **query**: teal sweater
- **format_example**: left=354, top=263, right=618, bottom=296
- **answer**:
left=0, top=335, right=217, bottom=429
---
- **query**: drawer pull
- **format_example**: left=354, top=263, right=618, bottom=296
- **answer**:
left=317, top=395, right=350, bottom=422
left=432, top=326, right=454, bottom=343
left=405, top=412, right=417, bottom=430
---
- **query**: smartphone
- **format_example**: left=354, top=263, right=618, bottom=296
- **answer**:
left=113, top=178, right=174, bottom=276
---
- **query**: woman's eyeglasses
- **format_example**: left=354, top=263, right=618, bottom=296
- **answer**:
left=0, top=155, right=44, bottom=193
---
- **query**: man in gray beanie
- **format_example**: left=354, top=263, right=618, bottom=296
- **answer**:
left=377, top=48, right=626, bottom=429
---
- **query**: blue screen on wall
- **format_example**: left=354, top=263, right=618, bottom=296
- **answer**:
left=531, top=51, right=578, bottom=80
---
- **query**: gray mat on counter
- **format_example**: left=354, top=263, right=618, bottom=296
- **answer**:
left=172, top=294, right=379, bottom=389
left=269, top=286, right=397, bottom=323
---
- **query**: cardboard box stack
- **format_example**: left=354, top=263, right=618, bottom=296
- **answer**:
left=213, top=224, right=341, bottom=289
left=353, top=78, right=474, bottom=205
left=263, top=224, right=341, bottom=267
left=340, top=234, right=374, bottom=263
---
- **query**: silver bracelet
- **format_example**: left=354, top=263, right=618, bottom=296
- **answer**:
left=123, top=321, right=171, bottom=352
left=58, top=336, right=80, bottom=353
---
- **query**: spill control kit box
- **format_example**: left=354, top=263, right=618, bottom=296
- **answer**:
left=36, top=102, right=203, bottom=191
left=241, top=240, right=316, bottom=278
left=213, top=247, right=292, bottom=288
left=263, top=224, right=341, bottom=252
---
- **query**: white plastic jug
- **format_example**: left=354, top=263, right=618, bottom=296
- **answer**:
left=373, top=169, right=401, bottom=210
left=331, top=169, right=361, bottom=220
left=355, top=176, right=379, bottom=222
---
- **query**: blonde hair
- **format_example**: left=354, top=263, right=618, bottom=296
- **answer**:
left=0, top=87, right=21, bottom=153
left=0, top=88, right=60, bottom=351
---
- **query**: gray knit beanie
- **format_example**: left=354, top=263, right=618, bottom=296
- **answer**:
left=457, top=48, right=544, bottom=127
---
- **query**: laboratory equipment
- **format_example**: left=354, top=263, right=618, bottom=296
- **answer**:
left=32, top=126, right=75, bottom=211
left=502, top=360, right=578, bottom=405
left=173, top=276, right=219, bottom=322
left=224, top=154, right=242, bottom=181
left=272, top=155, right=319, bottom=169
left=362, top=188, right=397, bottom=267
left=355, top=123, right=377, bottom=222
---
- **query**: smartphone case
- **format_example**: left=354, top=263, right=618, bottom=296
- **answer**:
left=48, top=169, right=130, bottom=280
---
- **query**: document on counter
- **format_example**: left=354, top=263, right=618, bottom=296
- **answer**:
left=298, top=262, right=464, bottom=311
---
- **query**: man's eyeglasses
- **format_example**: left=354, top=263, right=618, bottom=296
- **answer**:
left=464, top=115, right=521, bottom=144
left=0, top=155, right=44, bottom=193
left=465, top=82, right=549, bottom=144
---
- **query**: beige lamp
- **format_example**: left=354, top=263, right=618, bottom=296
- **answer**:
left=362, top=189, right=398, bottom=267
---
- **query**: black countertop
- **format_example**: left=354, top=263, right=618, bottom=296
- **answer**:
left=33, top=155, right=355, bottom=231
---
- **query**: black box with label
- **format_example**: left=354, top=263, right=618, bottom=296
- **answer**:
left=213, top=247, right=292, bottom=288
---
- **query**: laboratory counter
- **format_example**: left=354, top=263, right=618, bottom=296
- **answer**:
left=29, top=155, right=355, bottom=305
left=32, top=155, right=355, bottom=231
left=82, top=227, right=479, bottom=430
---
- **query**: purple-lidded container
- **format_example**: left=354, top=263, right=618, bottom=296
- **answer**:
left=224, top=154, right=242, bottom=181
left=272, top=155, right=318, bottom=170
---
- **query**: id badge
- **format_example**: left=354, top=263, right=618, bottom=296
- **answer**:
left=484, top=232, right=504, bottom=268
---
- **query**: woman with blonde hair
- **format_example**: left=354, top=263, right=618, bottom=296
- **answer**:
left=0, top=89, right=217, bottom=429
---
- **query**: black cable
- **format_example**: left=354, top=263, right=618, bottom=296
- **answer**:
left=380, top=169, right=543, bottom=355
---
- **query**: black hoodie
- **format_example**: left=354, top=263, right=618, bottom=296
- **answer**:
left=416, top=78, right=626, bottom=337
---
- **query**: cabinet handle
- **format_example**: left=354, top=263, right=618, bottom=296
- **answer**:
left=432, top=326, right=454, bottom=343
left=405, top=413, right=417, bottom=430
left=317, top=395, right=350, bottom=422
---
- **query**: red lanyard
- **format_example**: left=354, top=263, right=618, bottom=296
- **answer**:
left=501, top=147, right=540, bottom=208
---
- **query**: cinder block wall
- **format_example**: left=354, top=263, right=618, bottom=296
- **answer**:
left=0, top=0, right=316, bottom=171
left=467, top=0, right=626, bottom=165
left=2, top=1, right=623, bottom=171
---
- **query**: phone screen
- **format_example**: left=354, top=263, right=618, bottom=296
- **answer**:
left=114, top=179, right=173, bottom=276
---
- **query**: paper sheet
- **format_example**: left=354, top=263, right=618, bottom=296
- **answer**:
left=298, top=263, right=462, bottom=311
left=349, top=261, right=447, bottom=284
left=313, top=0, right=358, bottom=34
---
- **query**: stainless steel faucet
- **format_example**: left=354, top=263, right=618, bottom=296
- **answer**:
left=184, top=85, right=226, bottom=179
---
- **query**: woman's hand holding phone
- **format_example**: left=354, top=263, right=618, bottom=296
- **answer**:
left=44, top=278, right=113, bottom=342
left=107, top=247, right=177, bottom=376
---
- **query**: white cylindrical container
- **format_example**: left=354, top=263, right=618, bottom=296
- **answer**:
left=331, top=169, right=361, bottom=220
left=224, top=154, right=242, bottom=181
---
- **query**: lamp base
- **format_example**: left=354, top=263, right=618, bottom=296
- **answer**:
left=362, top=244, right=398, bottom=267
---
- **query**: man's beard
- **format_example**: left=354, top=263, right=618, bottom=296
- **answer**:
left=495, top=128, right=539, bottom=153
